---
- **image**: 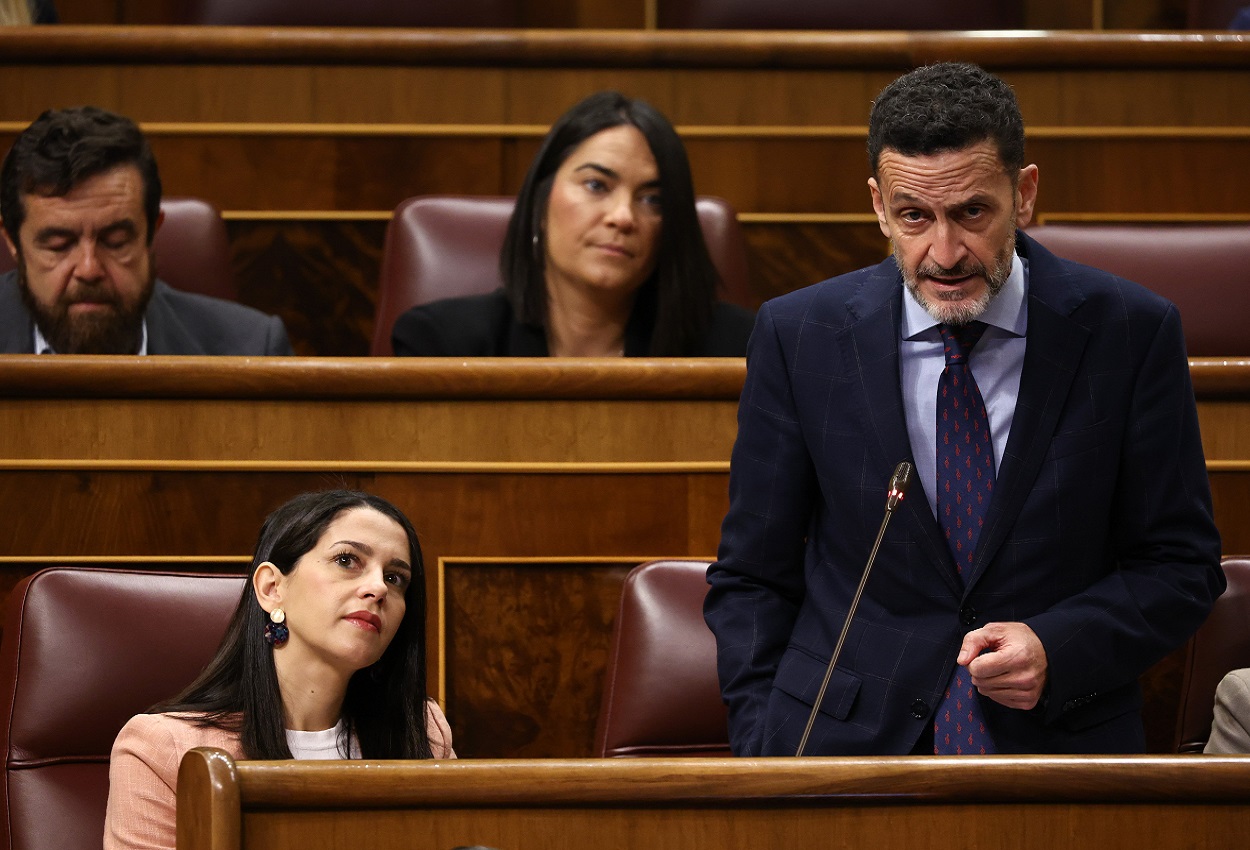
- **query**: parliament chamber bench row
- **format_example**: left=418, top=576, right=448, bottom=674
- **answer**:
left=3, top=29, right=1250, bottom=354
left=1, top=553, right=1248, bottom=850
left=5, top=193, right=1246, bottom=358
left=0, top=357, right=1247, bottom=764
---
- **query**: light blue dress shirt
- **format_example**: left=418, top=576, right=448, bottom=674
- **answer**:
left=900, top=253, right=1029, bottom=518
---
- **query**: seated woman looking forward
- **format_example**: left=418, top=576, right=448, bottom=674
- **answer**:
left=105, top=490, right=454, bottom=850
left=391, top=90, right=754, bottom=357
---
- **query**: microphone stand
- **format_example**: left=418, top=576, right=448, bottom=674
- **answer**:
left=795, top=461, right=913, bottom=757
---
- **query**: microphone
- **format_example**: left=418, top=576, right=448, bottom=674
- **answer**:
left=795, top=460, right=913, bottom=756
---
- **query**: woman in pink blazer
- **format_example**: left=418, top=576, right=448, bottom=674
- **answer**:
left=105, top=490, right=455, bottom=850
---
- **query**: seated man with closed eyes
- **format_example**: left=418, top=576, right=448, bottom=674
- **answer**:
left=0, top=106, right=291, bottom=355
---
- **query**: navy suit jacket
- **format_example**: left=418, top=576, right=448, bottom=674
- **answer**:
left=0, top=273, right=292, bottom=355
left=705, top=232, right=1224, bottom=755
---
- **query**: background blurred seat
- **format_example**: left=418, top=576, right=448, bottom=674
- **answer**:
left=657, top=0, right=1024, bottom=29
left=371, top=195, right=754, bottom=355
left=594, top=559, right=730, bottom=758
left=1187, top=0, right=1250, bottom=27
left=1027, top=222, right=1250, bottom=357
left=0, top=197, right=237, bottom=303
left=178, top=0, right=522, bottom=26
left=0, top=567, right=244, bottom=850
left=1174, top=557, right=1250, bottom=752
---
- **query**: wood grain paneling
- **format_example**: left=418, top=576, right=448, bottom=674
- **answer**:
left=177, top=754, right=1250, bottom=850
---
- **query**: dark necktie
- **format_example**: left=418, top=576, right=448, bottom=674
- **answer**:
left=933, top=321, right=996, bottom=755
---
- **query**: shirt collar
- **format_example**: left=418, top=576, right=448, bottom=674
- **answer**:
left=34, top=319, right=148, bottom=355
left=902, top=251, right=1028, bottom=341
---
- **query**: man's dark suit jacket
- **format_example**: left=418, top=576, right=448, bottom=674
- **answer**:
left=0, top=273, right=292, bottom=355
left=704, top=232, right=1224, bottom=756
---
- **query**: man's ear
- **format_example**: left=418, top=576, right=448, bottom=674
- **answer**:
left=1015, top=164, right=1039, bottom=229
left=252, top=561, right=284, bottom=614
left=868, top=177, right=891, bottom=239
left=1, top=225, right=18, bottom=262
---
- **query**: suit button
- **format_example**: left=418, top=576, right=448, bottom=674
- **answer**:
left=910, top=699, right=928, bottom=719
left=960, top=605, right=977, bottom=626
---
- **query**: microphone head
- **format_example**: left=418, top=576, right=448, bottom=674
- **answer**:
left=886, top=461, right=913, bottom=511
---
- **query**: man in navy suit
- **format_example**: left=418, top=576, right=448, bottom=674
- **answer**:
left=0, top=106, right=290, bottom=355
left=705, top=63, right=1224, bottom=756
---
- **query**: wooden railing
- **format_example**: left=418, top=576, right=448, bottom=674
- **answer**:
left=176, top=751, right=1250, bottom=850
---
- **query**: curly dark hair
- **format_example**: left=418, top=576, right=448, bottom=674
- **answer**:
left=867, top=63, right=1025, bottom=177
left=1, top=106, right=161, bottom=247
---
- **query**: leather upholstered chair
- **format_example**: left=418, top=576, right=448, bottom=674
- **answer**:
left=180, top=0, right=522, bottom=26
left=0, top=197, right=237, bottom=302
left=657, top=0, right=1025, bottom=29
left=1187, top=0, right=1249, bottom=28
left=0, top=567, right=245, bottom=850
left=594, top=559, right=730, bottom=758
left=371, top=195, right=754, bottom=355
left=1173, top=557, right=1250, bottom=753
left=1027, top=223, right=1250, bottom=357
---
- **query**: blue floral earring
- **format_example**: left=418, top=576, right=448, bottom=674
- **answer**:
left=264, top=607, right=288, bottom=647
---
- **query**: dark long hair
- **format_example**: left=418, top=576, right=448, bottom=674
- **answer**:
left=154, top=490, right=433, bottom=760
left=500, top=90, right=719, bottom=356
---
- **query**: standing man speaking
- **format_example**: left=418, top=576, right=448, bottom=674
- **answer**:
left=705, top=63, right=1223, bottom=756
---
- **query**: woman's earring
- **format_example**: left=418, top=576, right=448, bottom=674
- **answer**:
left=264, top=607, right=289, bottom=647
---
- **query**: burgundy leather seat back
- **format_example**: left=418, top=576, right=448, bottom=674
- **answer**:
left=594, top=559, right=730, bottom=758
left=1187, top=0, right=1248, bottom=27
left=1174, top=557, right=1250, bottom=752
left=181, top=0, right=522, bottom=26
left=1027, top=223, right=1250, bottom=357
left=0, top=197, right=236, bottom=302
left=658, top=0, right=1024, bottom=29
left=371, top=195, right=754, bottom=355
left=0, top=568, right=245, bottom=850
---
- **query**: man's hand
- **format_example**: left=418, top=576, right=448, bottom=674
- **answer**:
left=957, top=622, right=1048, bottom=710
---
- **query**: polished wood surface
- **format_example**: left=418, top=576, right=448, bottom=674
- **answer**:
left=1, top=359, right=1247, bottom=757
left=177, top=752, right=1250, bottom=850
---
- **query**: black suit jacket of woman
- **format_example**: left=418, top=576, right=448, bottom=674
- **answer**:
left=391, top=289, right=755, bottom=357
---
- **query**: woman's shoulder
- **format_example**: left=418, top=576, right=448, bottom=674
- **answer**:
left=114, top=712, right=243, bottom=759
left=392, top=290, right=515, bottom=356
left=425, top=700, right=457, bottom=759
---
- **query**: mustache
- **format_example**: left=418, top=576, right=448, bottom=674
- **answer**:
left=914, top=260, right=987, bottom=279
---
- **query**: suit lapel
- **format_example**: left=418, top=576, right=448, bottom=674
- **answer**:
left=836, top=263, right=963, bottom=596
left=964, top=235, right=1091, bottom=590
left=0, top=273, right=35, bottom=353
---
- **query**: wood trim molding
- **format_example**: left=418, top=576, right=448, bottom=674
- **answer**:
left=0, top=357, right=747, bottom=399
left=1, top=28, right=1248, bottom=69
left=1, top=357, right=1245, bottom=398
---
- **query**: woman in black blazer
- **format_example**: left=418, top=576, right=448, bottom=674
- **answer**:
left=391, top=91, right=754, bottom=358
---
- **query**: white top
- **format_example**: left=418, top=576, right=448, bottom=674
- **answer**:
left=286, top=718, right=361, bottom=759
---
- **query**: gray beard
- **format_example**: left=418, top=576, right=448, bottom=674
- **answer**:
left=899, top=231, right=1015, bottom=326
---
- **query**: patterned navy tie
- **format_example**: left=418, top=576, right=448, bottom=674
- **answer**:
left=933, top=321, right=997, bottom=755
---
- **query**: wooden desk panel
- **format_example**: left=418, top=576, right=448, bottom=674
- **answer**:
left=177, top=753, right=1250, bottom=850
left=1, top=359, right=1246, bottom=756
